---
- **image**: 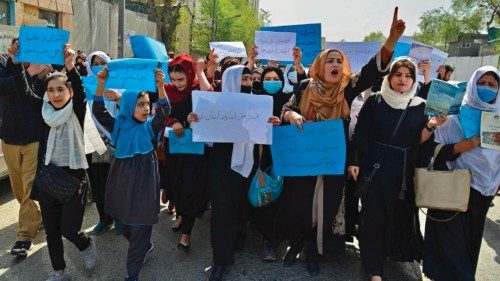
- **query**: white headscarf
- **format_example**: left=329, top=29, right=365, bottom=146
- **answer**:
left=461, top=65, right=500, bottom=113
left=85, top=51, right=119, bottom=140
left=222, top=65, right=255, bottom=178
left=379, top=57, right=425, bottom=109
left=282, top=64, right=294, bottom=93
left=86, top=51, right=111, bottom=77
left=435, top=66, right=500, bottom=196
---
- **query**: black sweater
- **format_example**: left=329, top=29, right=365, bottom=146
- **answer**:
left=0, top=56, right=44, bottom=145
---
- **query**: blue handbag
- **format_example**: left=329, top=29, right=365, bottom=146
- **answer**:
left=248, top=146, right=284, bottom=207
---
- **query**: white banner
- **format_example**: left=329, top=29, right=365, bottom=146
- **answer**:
left=254, top=31, right=296, bottom=61
left=191, top=91, right=273, bottom=144
left=209, top=41, right=247, bottom=63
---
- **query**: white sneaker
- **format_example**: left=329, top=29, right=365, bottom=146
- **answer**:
left=46, top=271, right=71, bottom=281
left=83, top=236, right=97, bottom=270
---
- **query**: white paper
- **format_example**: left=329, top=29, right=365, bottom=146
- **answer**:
left=325, top=42, right=381, bottom=73
left=480, top=111, right=500, bottom=151
left=399, top=36, right=449, bottom=82
left=254, top=31, right=296, bottom=61
left=164, top=127, right=174, bottom=138
left=209, top=41, right=247, bottom=63
left=191, top=91, right=273, bottom=144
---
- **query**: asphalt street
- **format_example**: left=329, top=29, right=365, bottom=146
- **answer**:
left=0, top=179, right=498, bottom=281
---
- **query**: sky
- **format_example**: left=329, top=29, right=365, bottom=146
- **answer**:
left=259, top=0, right=452, bottom=42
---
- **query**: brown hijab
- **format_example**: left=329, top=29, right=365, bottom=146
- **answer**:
left=299, top=49, right=351, bottom=121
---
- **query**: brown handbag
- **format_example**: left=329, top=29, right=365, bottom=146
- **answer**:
left=414, top=144, right=471, bottom=219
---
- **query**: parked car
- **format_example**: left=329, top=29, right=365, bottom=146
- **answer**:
left=0, top=140, right=8, bottom=180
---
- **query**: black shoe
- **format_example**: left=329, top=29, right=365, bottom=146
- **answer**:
left=306, top=259, right=320, bottom=276
left=283, top=247, right=300, bottom=267
left=209, top=265, right=224, bottom=281
left=11, top=241, right=31, bottom=256
left=177, top=242, right=190, bottom=253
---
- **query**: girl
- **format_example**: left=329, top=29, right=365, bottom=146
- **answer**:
left=93, top=67, right=170, bottom=281
left=10, top=43, right=102, bottom=281
left=188, top=65, right=280, bottom=281
left=162, top=54, right=211, bottom=251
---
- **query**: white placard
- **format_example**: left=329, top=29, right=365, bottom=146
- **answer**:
left=191, top=91, right=273, bottom=144
left=254, top=31, right=296, bottom=61
left=209, top=41, right=247, bottom=63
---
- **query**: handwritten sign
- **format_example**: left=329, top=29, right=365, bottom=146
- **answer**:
left=130, top=35, right=169, bottom=62
left=325, top=42, right=381, bottom=73
left=209, top=41, right=247, bottom=62
left=191, top=91, right=273, bottom=144
left=168, top=129, right=205, bottom=155
left=399, top=36, right=449, bottom=80
left=425, top=79, right=467, bottom=116
left=271, top=119, right=346, bottom=176
left=14, top=26, right=69, bottom=64
left=106, top=58, right=163, bottom=91
left=261, top=23, right=321, bottom=65
left=254, top=31, right=296, bottom=62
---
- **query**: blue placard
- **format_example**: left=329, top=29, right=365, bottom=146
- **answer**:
left=270, top=119, right=346, bottom=176
left=392, top=42, right=412, bottom=60
left=168, top=129, right=205, bottom=155
left=106, top=58, right=162, bottom=91
left=15, top=26, right=70, bottom=64
left=82, top=76, right=98, bottom=100
left=261, top=23, right=321, bottom=66
left=130, top=35, right=169, bottom=62
left=460, top=106, right=482, bottom=139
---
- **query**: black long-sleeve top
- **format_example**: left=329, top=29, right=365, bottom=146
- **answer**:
left=1, top=55, right=44, bottom=145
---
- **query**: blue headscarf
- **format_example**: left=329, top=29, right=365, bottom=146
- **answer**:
left=111, top=90, right=155, bottom=158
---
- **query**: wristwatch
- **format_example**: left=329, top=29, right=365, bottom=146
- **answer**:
left=425, top=124, right=435, bottom=132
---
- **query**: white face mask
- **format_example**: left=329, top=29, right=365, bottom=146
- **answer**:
left=288, top=71, right=298, bottom=84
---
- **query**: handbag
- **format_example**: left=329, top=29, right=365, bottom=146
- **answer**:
left=414, top=143, right=471, bottom=219
left=34, top=163, right=84, bottom=204
left=248, top=146, right=284, bottom=207
left=354, top=98, right=412, bottom=197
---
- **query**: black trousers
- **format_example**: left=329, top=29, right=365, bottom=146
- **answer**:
left=40, top=191, right=90, bottom=271
left=181, top=215, right=196, bottom=235
left=210, top=182, right=249, bottom=265
left=88, top=162, right=112, bottom=223
left=122, top=224, right=153, bottom=278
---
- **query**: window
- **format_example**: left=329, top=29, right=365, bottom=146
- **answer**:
left=0, top=1, right=9, bottom=25
left=473, top=39, right=483, bottom=44
left=39, top=9, right=58, bottom=28
left=460, top=42, right=471, bottom=48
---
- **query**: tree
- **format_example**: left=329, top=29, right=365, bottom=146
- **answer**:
left=414, top=0, right=499, bottom=51
left=191, top=0, right=261, bottom=56
left=362, top=31, right=386, bottom=42
left=145, top=0, right=183, bottom=52
left=258, top=9, right=272, bottom=27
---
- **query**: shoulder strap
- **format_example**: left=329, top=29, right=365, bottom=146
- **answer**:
left=388, top=99, right=412, bottom=145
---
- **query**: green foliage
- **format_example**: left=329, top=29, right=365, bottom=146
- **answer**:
left=191, top=0, right=261, bottom=56
left=362, top=31, right=386, bottom=42
left=414, top=0, right=499, bottom=51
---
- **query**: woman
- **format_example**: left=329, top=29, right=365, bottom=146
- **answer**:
left=85, top=50, right=122, bottom=235
left=422, top=66, right=500, bottom=281
left=10, top=43, right=101, bottom=281
left=276, top=8, right=406, bottom=276
left=163, top=54, right=211, bottom=251
left=348, top=57, right=446, bottom=280
left=188, top=65, right=280, bottom=281
left=249, top=65, right=289, bottom=261
left=93, top=67, right=170, bottom=281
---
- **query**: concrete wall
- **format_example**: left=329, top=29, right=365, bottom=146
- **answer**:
left=71, top=0, right=157, bottom=58
left=1, top=0, right=157, bottom=58
left=446, top=55, right=500, bottom=81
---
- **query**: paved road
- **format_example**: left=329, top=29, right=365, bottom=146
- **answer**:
left=0, top=179, right=498, bottom=281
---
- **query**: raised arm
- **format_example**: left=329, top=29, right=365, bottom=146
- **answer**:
left=92, top=68, right=116, bottom=133
left=152, top=68, right=171, bottom=137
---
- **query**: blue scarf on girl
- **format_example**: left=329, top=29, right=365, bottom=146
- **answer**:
left=111, top=90, right=154, bottom=158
